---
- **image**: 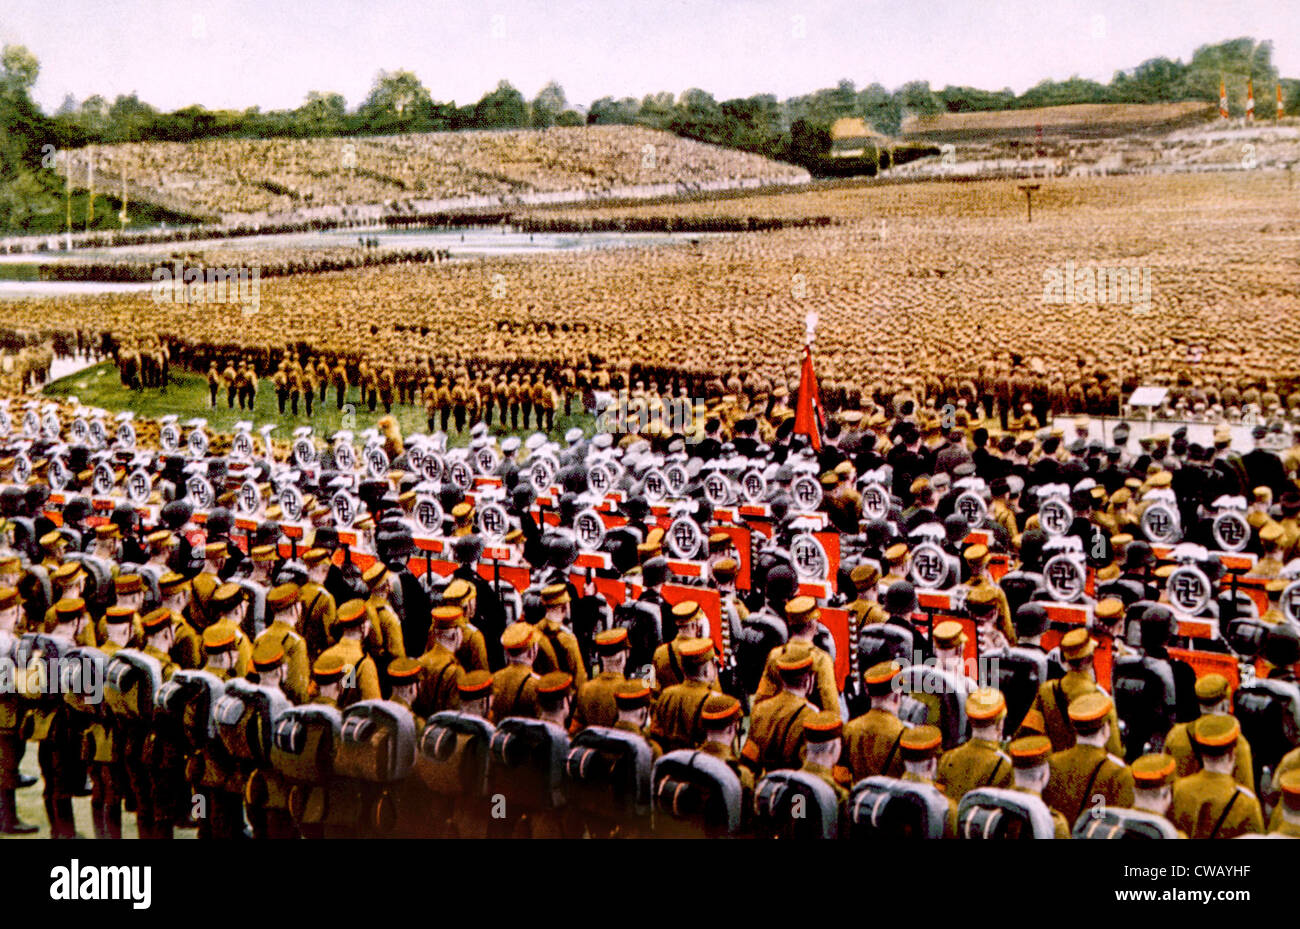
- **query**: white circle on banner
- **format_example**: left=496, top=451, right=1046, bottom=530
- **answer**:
left=293, top=437, right=316, bottom=469
left=1038, top=498, right=1074, bottom=538
left=666, top=516, right=704, bottom=560
left=861, top=482, right=889, bottom=520
left=231, top=432, right=254, bottom=460
left=478, top=502, right=509, bottom=541
left=414, top=495, right=444, bottom=534
left=48, top=456, right=69, bottom=492
left=186, top=476, right=215, bottom=510
left=954, top=492, right=988, bottom=528
left=528, top=456, right=556, bottom=493
left=334, top=441, right=356, bottom=472
left=909, top=541, right=949, bottom=588
left=1211, top=512, right=1250, bottom=553
left=117, top=422, right=136, bottom=449
left=664, top=463, right=688, bottom=496
left=739, top=469, right=767, bottom=504
left=790, top=532, right=829, bottom=581
left=365, top=446, right=389, bottom=479
left=791, top=474, right=823, bottom=511
left=587, top=463, right=611, bottom=495
left=236, top=480, right=260, bottom=516
left=574, top=508, right=606, bottom=552
left=331, top=491, right=356, bottom=528
left=1043, top=554, right=1085, bottom=602
left=702, top=472, right=731, bottom=507
left=421, top=451, right=443, bottom=484
left=1166, top=564, right=1211, bottom=614
left=92, top=463, right=115, bottom=497
left=1281, top=581, right=1300, bottom=625
left=642, top=468, right=668, bottom=502
left=447, top=459, right=473, bottom=491
left=125, top=468, right=151, bottom=505
left=159, top=423, right=180, bottom=453
left=279, top=485, right=304, bottom=522
left=1140, top=502, right=1181, bottom=545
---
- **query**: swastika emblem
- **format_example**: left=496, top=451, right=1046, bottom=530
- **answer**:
left=1044, top=555, right=1083, bottom=601
left=791, top=475, right=822, bottom=511
left=703, top=473, right=729, bottom=506
left=1039, top=499, right=1072, bottom=537
left=909, top=542, right=948, bottom=588
left=790, top=533, right=828, bottom=581
left=126, top=470, right=150, bottom=504
left=1167, top=566, right=1210, bottom=614
left=479, top=503, right=508, bottom=540
left=575, top=510, right=605, bottom=551
left=1212, top=513, right=1249, bottom=553
left=955, top=492, right=986, bottom=528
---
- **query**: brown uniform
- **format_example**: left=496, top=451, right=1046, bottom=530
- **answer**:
left=842, top=708, right=906, bottom=781
left=740, top=691, right=815, bottom=773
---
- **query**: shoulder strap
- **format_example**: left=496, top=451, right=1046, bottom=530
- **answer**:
left=880, top=726, right=906, bottom=776
left=986, top=755, right=1006, bottom=788
left=305, top=588, right=326, bottom=619
left=1051, top=679, right=1075, bottom=738
left=667, top=640, right=683, bottom=683
left=543, top=628, right=571, bottom=675
left=1208, top=788, right=1241, bottom=840
left=767, top=703, right=811, bottom=766
left=687, top=688, right=710, bottom=738
left=425, top=658, right=459, bottom=709
left=510, top=670, right=533, bottom=710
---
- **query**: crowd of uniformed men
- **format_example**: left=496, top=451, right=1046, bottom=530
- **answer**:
left=2, top=380, right=1300, bottom=839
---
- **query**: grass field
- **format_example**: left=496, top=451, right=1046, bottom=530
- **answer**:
left=42, top=362, right=597, bottom=445
left=11, top=170, right=1299, bottom=406
left=9, top=750, right=153, bottom=840
left=900, top=101, right=1215, bottom=139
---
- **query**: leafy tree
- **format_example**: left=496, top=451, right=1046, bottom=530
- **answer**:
left=359, top=69, right=433, bottom=131
left=530, top=81, right=567, bottom=128
left=0, top=45, right=39, bottom=96
left=474, top=81, right=527, bottom=128
left=587, top=96, right=639, bottom=125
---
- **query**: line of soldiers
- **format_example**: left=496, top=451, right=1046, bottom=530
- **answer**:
left=200, top=351, right=568, bottom=434
left=6, top=535, right=1298, bottom=838
left=6, top=375, right=1300, bottom=837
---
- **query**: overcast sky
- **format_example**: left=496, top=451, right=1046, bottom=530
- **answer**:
left=3, top=0, right=1296, bottom=113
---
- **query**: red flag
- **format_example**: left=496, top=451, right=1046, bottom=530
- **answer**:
left=1280, top=83, right=1286, bottom=120
left=1247, top=79, right=1255, bottom=121
left=794, top=344, right=824, bottom=451
left=1219, top=79, right=1229, bottom=119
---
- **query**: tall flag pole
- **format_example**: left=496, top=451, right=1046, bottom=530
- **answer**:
left=1246, top=79, right=1255, bottom=122
left=64, top=154, right=73, bottom=250
left=794, top=311, right=825, bottom=451
left=1219, top=78, right=1229, bottom=119
left=86, top=146, right=95, bottom=229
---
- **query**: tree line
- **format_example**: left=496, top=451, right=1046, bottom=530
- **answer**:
left=1, top=37, right=1296, bottom=231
